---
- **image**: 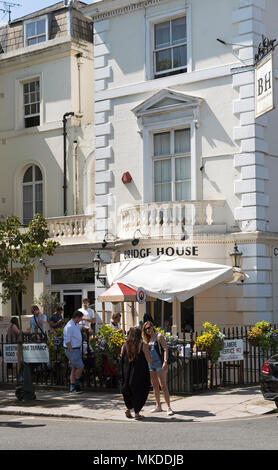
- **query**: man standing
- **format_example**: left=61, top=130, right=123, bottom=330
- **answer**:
left=29, top=305, right=47, bottom=337
left=49, top=306, right=65, bottom=331
left=78, top=298, right=96, bottom=334
left=63, top=310, right=84, bottom=393
left=110, top=313, right=123, bottom=333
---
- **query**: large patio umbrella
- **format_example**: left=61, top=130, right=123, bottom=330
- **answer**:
left=106, top=255, right=245, bottom=303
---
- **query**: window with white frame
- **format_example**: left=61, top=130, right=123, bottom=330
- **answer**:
left=22, top=165, right=43, bottom=226
left=154, top=16, right=187, bottom=79
left=23, top=79, right=40, bottom=128
left=24, top=17, right=47, bottom=46
left=153, top=128, right=191, bottom=202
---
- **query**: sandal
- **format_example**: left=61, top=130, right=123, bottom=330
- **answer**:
left=134, top=414, right=145, bottom=420
left=125, top=410, right=133, bottom=419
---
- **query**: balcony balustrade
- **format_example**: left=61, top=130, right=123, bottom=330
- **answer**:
left=119, top=200, right=227, bottom=239
left=47, top=214, right=95, bottom=245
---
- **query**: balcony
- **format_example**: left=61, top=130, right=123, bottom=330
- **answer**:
left=119, top=200, right=227, bottom=239
left=47, top=214, right=95, bottom=245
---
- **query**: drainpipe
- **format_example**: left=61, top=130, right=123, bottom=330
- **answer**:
left=63, top=112, right=74, bottom=216
left=76, top=53, right=83, bottom=116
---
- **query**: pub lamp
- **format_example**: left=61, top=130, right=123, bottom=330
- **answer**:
left=132, top=229, right=144, bottom=246
left=92, top=251, right=106, bottom=285
left=39, top=258, right=49, bottom=274
left=229, top=243, right=242, bottom=269
left=102, top=231, right=116, bottom=249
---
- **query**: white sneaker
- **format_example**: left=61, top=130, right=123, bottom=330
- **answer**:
left=167, top=408, right=174, bottom=416
left=150, top=406, right=163, bottom=413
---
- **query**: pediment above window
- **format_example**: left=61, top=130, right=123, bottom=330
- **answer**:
left=132, top=88, right=203, bottom=118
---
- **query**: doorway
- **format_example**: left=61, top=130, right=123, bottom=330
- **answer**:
left=63, top=292, right=82, bottom=319
left=180, top=297, right=194, bottom=332
left=146, top=299, right=172, bottom=331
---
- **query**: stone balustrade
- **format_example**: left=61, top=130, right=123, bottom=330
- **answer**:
left=47, top=214, right=95, bottom=245
left=119, top=200, right=227, bottom=239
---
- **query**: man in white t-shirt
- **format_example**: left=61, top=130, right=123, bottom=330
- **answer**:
left=78, top=298, right=96, bottom=333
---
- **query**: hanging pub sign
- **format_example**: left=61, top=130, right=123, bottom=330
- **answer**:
left=255, top=52, right=274, bottom=118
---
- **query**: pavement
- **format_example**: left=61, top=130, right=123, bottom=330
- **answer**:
left=0, top=385, right=276, bottom=423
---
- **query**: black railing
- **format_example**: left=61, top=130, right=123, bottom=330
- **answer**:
left=0, top=325, right=276, bottom=395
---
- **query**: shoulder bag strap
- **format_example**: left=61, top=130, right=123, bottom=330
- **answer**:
left=34, top=315, right=47, bottom=340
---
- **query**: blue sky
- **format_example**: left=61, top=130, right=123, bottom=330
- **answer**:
left=0, top=1, right=91, bottom=23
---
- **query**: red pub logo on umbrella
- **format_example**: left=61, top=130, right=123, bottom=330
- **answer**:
left=136, top=287, right=146, bottom=304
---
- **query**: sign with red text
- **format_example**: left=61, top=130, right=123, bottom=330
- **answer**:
left=218, top=339, right=244, bottom=362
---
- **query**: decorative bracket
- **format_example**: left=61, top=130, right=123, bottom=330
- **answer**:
left=255, top=35, right=276, bottom=64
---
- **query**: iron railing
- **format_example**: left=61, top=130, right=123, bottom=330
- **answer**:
left=0, top=326, right=276, bottom=394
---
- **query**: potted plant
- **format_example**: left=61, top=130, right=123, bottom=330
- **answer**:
left=195, top=322, right=225, bottom=363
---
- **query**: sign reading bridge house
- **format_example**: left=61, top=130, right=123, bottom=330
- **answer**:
left=123, top=245, right=199, bottom=259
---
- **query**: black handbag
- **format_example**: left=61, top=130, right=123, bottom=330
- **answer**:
left=155, top=335, right=176, bottom=365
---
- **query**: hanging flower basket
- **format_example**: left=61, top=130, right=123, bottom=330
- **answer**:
left=248, top=337, right=260, bottom=347
left=195, top=322, right=225, bottom=363
left=248, top=321, right=278, bottom=352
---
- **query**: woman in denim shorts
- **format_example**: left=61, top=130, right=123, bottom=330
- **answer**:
left=142, top=321, right=174, bottom=416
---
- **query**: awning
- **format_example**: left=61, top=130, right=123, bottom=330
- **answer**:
left=98, top=282, right=137, bottom=302
left=98, top=282, right=156, bottom=302
left=107, top=255, right=245, bottom=303
left=98, top=282, right=156, bottom=328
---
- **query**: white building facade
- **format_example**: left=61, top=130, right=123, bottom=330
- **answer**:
left=83, top=0, right=278, bottom=333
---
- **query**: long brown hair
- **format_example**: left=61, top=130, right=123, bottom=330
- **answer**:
left=126, top=327, right=142, bottom=362
left=142, top=321, right=155, bottom=344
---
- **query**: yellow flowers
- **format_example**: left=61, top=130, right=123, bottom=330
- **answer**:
left=195, top=322, right=225, bottom=363
left=195, top=332, right=214, bottom=350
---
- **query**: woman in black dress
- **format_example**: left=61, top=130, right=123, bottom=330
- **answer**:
left=120, top=327, right=152, bottom=420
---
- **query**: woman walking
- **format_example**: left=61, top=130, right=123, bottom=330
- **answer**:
left=142, top=321, right=174, bottom=416
left=120, top=327, right=152, bottom=420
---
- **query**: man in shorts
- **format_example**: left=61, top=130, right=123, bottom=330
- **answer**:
left=63, top=310, right=84, bottom=393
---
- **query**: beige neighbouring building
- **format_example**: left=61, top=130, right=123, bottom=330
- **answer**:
left=0, top=1, right=101, bottom=332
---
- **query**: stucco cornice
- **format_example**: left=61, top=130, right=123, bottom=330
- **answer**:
left=0, top=36, right=92, bottom=68
left=84, top=0, right=171, bottom=22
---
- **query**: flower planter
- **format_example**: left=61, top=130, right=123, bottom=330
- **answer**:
left=248, top=338, right=260, bottom=347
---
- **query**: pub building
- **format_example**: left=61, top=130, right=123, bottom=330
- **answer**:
left=84, top=0, right=278, bottom=336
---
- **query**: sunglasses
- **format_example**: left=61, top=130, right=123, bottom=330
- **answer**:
left=144, top=326, right=152, bottom=331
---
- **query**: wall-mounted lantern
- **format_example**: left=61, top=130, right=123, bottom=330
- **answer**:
left=229, top=243, right=242, bottom=269
left=92, top=251, right=106, bottom=286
